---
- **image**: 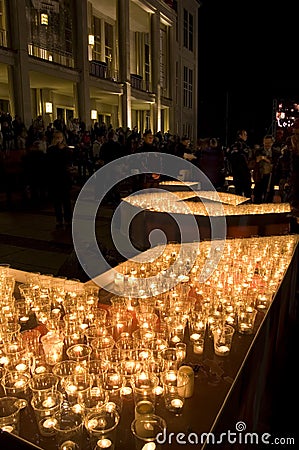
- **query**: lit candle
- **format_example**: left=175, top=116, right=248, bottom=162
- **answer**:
left=190, top=333, right=200, bottom=342
left=170, top=398, right=184, bottom=409
left=141, top=442, right=156, bottom=450
left=171, top=335, right=181, bottom=344
left=1, top=425, right=14, bottom=433
left=166, top=372, right=177, bottom=382
left=42, top=397, right=56, bottom=408
left=35, top=365, right=47, bottom=374
left=96, top=439, right=112, bottom=449
left=16, top=363, right=27, bottom=372
left=239, top=323, right=250, bottom=332
left=193, top=342, right=203, bottom=354
left=154, top=386, right=164, bottom=396
left=14, top=379, right=26, bottom=388
left=87, top=418, right=99, bottom=430
left=215, top=345, right=230, bottom=355
left=121, top=386, right=132, bottom=396
left=42, top=418, right=57, bottom=429
left=66, top=384, right=77, bottom=394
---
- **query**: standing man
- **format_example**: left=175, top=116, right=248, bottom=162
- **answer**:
left=228, top=129, right=252, bottom=198
left=252, top=135, right=274, bottom=204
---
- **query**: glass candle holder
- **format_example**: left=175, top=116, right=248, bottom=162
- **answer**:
left=131, top=414, right=166, bottom=450
left=0, top=396, right=27, bottom=435
left=84, top=405, right=120, bottom=450
left=41, top=332, right=64, bottom=366
left=30, top=391, right=64, bottom=436
left=66, top=344, right=92, bottom=366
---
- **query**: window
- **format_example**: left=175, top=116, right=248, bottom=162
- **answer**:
left=183, top=66, right=193, bottom=109
left=160, top=26, right=168, bottom=94
left=183, top=8, right=193, bottom=52
left=93, top=16, right=102, bottom=61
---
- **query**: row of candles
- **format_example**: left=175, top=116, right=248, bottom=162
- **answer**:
left=123, top=191, right=291, bottom=215
left=0, top=234, right=298, bottom=448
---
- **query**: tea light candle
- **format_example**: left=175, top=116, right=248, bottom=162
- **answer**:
left=42, top=418, right=57, bottom=429
left=66, top=384, right=77, bottom=394
left=190, top=333, right=200, bottom=342
left=239, top=323, right=250, bottom=332
left=154, top=386, right=164, bottom=395
left=96, top=439, right=112, bottom=449
left=35, top=365, right=47, bottom=374
left=14, top=379, right=26, bottom=388
left=215, top=345, right=229, bottom=355
left=42, top=396, right=56, bottom=408
left=121, top=386, right=132, bottom=396
left=193, top=342, right=203, bottom=354
left=171, top=398, right=183, bottom=409
left=1, top=425, right=14, bottom=433
left=87, top=418, right=99, bottom=430
left=171, top=335, right=181, bottom=344
left=166, top=372, right=177, bottom=382
left=16, top=363, right=27, bottom=372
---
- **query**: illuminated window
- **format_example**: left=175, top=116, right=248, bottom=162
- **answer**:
left=40, top=13, right=48, bottom=26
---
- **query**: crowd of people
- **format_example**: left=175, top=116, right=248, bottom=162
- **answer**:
left=1, top=110, right=299, bottom=228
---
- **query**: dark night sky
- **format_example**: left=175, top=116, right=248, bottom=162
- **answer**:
left=197, top=0, right=298, bottom=146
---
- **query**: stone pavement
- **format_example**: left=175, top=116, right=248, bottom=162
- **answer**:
left=0, top=188, right=117, bottom=280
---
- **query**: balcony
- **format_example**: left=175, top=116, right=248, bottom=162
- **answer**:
left=130, top=74, right=151, bottom=92
left=0, top=28, right=7, bottom=47
left=28, top=43, right=74, bottom=68
left=90, top=60, right=119, bottom=82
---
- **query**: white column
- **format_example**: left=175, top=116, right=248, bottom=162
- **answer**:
left=9, top=0, right=32, bottom=128
left=151, top=11, right=161, bottom=133
left=117, top=0, right=130, bottom=128
left=75, top=0, right=91, bottom=127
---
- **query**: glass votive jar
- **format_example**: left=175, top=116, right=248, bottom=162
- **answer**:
left=102, top=370, right=125, bottom=413
left=30, top=391, right=64, bottom=436
left=21, top=329, right=41, bottom=355
left=193, top=337, right=205, bottom=355
left=131, top=414, right=166, bottom=450
left=40, top=332, right=64, bottom=366
left=90, top=335, right=115, bottom=360
left=1, top=371, right=31, bottom=399
left=237, top=307, right=257, bottom=335
left=160, top=370, right=187, bottom=415
left=29, top=372, right=59, bottom=396
left=84, top=326, right=109, bottom=345
left=91, top=308, right=108, bottom=326
left=131, top=371, right=159, bottom=408
left=1, top=323, right=21, bottom=345
left=159, top=347, right=178, bottom=371
left=84, top=405, right=120, bottom=450
left=132, top=329, right=156, bottom=348
left=64, top=372, right=92, bottom=406
left=175, top=342, right=187, bottom=362
left=52, top=404, right=84, bottom=450
left=66, top=344, right=92, bottom=366
left=118, top=360, right=143, bottom=379
left=52, top=360, right=86, bottom=392
left=86, top=360, right=109, bottom=383
left=131, top=348, right=153, bottom=363
left=212, top=324, right=235, bottom=356
left=78, top=385, right=109, bottom=414
left=0, top=396, right=27, bottom=435
left=255, top=293, right=271, bottom=311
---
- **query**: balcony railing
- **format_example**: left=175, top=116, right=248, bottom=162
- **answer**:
left=28, top=43, right=75, bottom=68
left=0, top=28, right=7, bottom=48
left=90, top=60, right=119, bottom=82
left=130, top=74, right=152, bottom=92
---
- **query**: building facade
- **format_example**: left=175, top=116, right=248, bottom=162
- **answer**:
left=0, top=0, right=199, bottom=141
